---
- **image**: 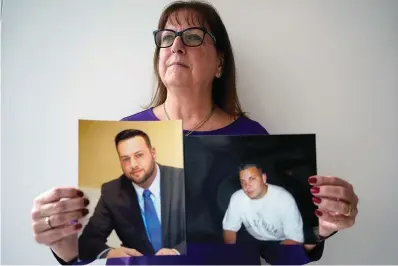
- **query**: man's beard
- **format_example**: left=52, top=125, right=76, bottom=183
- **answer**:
left=130, top=162, right=156, bottom=185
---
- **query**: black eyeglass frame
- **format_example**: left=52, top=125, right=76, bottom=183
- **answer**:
left=152, top=27, right=217, bottom=48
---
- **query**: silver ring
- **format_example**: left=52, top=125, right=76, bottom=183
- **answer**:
left=45, top=216, right=53, bottom=229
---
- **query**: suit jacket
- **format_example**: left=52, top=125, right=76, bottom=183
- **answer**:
left=78, top=164, right=186, bottom=261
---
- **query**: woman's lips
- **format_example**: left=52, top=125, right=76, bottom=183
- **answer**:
left=169, top=62, right=189, bottom=68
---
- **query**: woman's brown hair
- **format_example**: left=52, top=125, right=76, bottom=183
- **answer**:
left=146, top=0, right=245, bottom=117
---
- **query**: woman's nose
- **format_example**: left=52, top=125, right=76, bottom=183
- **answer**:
left=171, top=36, right=186, bottom=54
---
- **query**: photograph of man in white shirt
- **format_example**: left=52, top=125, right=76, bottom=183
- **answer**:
left=222, top=163, right=304, bottom=245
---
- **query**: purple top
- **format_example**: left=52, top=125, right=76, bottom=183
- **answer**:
left=61, top=108, right=325, bottom=266
left=120, top=108, right=269, bottom=136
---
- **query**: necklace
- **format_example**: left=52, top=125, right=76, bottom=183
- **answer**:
left=163, top=103, right=215, bottom=136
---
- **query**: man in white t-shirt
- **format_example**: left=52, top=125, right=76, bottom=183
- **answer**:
left=222, top=163, right=304, bottom=245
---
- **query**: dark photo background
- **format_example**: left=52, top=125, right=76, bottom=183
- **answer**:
left=183, top=134, right=319, bottom=245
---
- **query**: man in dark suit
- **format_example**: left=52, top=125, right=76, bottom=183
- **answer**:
left=78, top=129, right=186, bottom=261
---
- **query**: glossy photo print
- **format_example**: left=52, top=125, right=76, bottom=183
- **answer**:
left=78, top=119, right=186, bottom=262
left=183, top=134, right=319, bottom=251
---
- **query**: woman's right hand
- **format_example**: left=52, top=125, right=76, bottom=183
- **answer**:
left=31, top=187, right=90, bottom=263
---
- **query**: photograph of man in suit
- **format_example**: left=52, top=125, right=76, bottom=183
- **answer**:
left=222, top=163, right=304, bottom=245
left=78, top=129, right=186, bottom=261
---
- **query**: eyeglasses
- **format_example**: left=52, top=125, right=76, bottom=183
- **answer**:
left=153, top=27, right=217, bottom=48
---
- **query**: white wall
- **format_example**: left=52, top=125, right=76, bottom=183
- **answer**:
left=2, top=0, right=397, bottom=264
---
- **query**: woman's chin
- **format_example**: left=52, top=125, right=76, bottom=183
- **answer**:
left=164, top=75, right=192, bottom=88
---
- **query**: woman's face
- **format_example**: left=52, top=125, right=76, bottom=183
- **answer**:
left=158, top=9, right=221, bottom=93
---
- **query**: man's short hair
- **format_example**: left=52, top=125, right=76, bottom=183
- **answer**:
left=114, top=129, right=152, bottom=148
left=238, top=163, right=263, bottom=174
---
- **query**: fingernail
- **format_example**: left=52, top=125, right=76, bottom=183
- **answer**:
left=315, top=210, right=322, bottom=216
left=308, top=177, right=317, bottom=184
left=77, top=190, right=84, bottom=197
left=75, top=223, right=83, bottom=230
left=312, top=197, right=322, bottom=204
left=84, top=198, right=90, bottom=206
left=69, top=220, right=78, bottom=225
left=82, top=209, right=89, bottom=216
left=311, top=187, right=320, bottom=194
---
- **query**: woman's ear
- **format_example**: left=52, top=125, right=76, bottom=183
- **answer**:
left=216, top=53, right=224, bottom=78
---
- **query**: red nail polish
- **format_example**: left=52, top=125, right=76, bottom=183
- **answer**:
left=311, top=187, right=320, bottom=194
left=315, top=210, right=323, bottom=216
left=312, top=197, right=322, bottom=204
left=308, top=177, right=317, bottom=184
left=77, top=190, right=84, bottom=197
left=75, top=223, right=83, bottom=230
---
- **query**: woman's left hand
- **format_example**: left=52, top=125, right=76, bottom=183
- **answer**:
left=308, top=175, right=359, bottom=238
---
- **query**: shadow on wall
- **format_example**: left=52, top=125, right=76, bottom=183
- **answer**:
left=78, top=187, right=122, bottom=248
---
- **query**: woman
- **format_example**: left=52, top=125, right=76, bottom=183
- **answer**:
left=31, top=1, right=359, bottom=265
